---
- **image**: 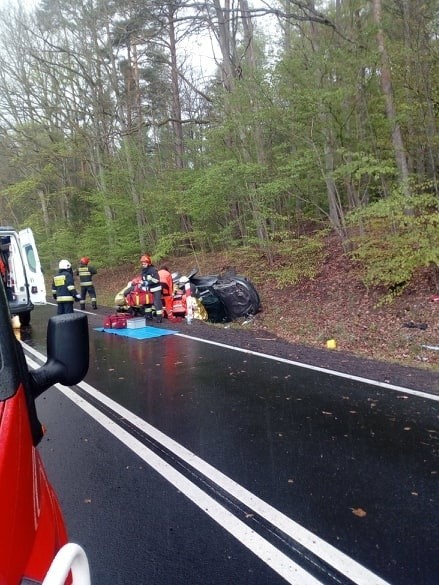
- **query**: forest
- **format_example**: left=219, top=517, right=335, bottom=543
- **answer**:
left=0, top=0, right=438, bottom=300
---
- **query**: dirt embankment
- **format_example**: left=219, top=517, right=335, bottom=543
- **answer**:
left=90, top=237, right=439, bottom=373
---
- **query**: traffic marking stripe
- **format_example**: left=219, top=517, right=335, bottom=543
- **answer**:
left=176, top=333, right=439, bottom=401
left=26, top=344, right=391, bottom=585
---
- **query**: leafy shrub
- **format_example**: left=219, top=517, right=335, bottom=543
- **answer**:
left=347, top=188, right=439, bottom=301
left=268, top=233, right=327, bottom=288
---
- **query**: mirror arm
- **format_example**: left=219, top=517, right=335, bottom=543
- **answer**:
left=30, top=360, right=64, bottom=397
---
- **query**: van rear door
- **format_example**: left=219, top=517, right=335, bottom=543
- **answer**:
left=1, top=231, right=29, bottom=308
left=19, top=228, right=46, bottom=304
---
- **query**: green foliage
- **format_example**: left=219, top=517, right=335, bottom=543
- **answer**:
left=0, top=0, right=438, bottom=280
left=2, top=177, right=40, bottom=201
left=347, top=188, right=439, bottom=300
left=153, top=232, right=190, bottom=260
left=331, top=149, right=397, bottom=202
left=83, top=190, right=142, bottom=265
left=267, top=233, right=327, bottom=288
left=39, top=228, right=79, bottom=271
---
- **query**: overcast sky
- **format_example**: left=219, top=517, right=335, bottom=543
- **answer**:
left=0, top=0, right=37, bottom=9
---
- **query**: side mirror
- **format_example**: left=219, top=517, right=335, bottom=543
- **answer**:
left=31, top=313, right=89, bottom=397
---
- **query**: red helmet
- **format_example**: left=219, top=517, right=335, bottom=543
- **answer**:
left=140, top=254, right=151, bottom=265
left=80, top=256, right=90, bottom=265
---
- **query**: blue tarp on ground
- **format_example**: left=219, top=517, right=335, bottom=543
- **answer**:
left=94, top=326, right=177, bottom=340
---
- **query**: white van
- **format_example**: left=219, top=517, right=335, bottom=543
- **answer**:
left=0, top=226, right=46, bottom=325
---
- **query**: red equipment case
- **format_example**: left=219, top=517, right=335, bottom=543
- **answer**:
left=104, top=313, right=130, bottom=329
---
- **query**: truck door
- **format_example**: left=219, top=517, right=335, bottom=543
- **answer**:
left=1, top=232, right=29, bottom=307
left=19, top=228, right=46, bottom=305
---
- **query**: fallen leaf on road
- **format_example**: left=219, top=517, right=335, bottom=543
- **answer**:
left=351, top=508, right=367, bottom=517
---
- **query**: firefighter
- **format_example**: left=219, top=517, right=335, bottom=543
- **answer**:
left=178, top=275, right=198, bottom=323
left=140, top=255, right=163, bottom=323
left=0, top=255, right=6, bottom=287
left=52, top=259, right=81, bottom=315
left=158, top=265, right=174, bottom=319
left=76, top=256, right=97, bottom=310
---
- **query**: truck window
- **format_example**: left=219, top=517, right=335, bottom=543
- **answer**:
left=23, top=244, right=38, bottom=273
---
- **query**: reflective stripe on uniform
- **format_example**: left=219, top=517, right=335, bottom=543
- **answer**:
left=78, top=266, right=94, bottom=286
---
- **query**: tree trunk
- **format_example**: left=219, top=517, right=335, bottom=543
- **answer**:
left=372, top=0, right=410, bottom=198
left=168, top=9, right=185, bottom=169
left=308, top=0, right=348, bottom=241
left=211, top=0, right=239, bottom=91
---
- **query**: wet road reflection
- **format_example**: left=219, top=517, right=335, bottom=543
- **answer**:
left=26, top=306, right=438, bottom=585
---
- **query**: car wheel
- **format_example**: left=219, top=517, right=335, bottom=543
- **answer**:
left=19, top=311, right=31, bottom=326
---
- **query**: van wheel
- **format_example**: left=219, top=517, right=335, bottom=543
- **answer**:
left=19, top=311, right=31, bottom=326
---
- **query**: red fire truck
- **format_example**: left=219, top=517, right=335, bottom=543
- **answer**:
left=0, top=274, right=90, bottom=584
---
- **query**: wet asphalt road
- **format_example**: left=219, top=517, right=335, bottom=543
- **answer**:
left=20, top=305, right=438, bottom=585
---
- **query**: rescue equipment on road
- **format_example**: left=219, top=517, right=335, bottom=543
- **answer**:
left=103, top=313, right=130, bottom=329
left=126, top=317, right=146, bottom=329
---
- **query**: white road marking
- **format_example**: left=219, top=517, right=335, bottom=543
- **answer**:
left=27, top=355, right=323, bottom=585
left=176, top=333, right=439, bottom=401
left=26, top=346, right=392, bottom=585
left=44, top=302, right=438, bottom=399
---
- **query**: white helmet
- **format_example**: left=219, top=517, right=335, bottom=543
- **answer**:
left=59, top=259, right=71, bottom=270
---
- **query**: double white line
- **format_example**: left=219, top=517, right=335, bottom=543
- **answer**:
left=25, top=344, right=391, bottom=585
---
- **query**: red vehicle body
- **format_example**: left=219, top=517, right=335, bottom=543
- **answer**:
left=0, top=387, right=68, bottom=583
left=0, top=275, right=89, bottom=584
